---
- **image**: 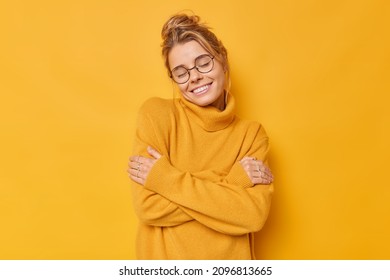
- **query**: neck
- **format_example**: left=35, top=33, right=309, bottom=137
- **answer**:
left=211, top=91, right=226, bottom=111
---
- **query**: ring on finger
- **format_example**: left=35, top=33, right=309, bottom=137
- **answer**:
left=257, top=164, right=261, bottom=173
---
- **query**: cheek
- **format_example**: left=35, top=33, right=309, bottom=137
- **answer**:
left=177, top=84, right=189, bottom=95
left=214, top=72, right=226, bottom=89
left=211, top=64, right=226, bottom=86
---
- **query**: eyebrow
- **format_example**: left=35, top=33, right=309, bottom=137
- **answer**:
left=170, top=53, right=210, bottom=71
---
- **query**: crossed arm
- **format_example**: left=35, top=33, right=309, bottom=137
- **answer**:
left=129, top=146, right=273, bottom=186
left=128, top=145, right=274, bottom=235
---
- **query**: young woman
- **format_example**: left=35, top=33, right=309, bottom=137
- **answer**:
left=127, top=13, right=274, bottom=259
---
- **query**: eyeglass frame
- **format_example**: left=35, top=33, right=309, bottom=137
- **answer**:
left=169, top=54, right=215, bottom=84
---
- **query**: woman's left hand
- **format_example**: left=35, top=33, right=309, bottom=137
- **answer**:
left=239, top=156, right=274, bottom=185
left=128, top=146, right=161, bottom=186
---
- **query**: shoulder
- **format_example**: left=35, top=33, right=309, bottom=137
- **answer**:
left=234, top=117, right=268, bottom=138
left=139, top=97, right=175, bottom=116
left=137, top=97, right=178, bottom=124
left=234, top=118, right=270, bottom=157
left=136, top=97, right=177, bottom=131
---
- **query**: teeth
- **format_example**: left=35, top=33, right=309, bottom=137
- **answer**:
left=193, top=85, right=209, bottom=94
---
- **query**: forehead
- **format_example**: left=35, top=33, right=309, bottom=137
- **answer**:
left=168, top=40, right=208, bottom=69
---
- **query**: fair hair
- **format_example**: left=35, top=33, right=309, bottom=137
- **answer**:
left=161, top=13, right=230, bottom=90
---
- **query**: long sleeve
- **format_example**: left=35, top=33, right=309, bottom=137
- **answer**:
left=130, top=99, right=194, bottom=227
left=132, top=185, right=194, bottom=226
left=144, top=125, right=274, bottom=236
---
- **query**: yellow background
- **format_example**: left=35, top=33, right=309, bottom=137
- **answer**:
left=1, top=0, right=389, bottom=259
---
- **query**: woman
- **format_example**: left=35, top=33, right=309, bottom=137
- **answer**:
left=127, top=13, right=274, bottom=259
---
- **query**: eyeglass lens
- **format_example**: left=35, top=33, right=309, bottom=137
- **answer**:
left=171, top=54, right=214, bottom=84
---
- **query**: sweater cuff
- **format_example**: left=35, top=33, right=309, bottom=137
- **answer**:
left=225, top=162, right=254, bottom=188
left=144, top=156, right=176, bottom=194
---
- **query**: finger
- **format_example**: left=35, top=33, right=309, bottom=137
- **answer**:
left=259, top=169, right=273, bottom=181
left=260, top=164, right=271, bottom=175
left=128, top=160, right=143, bottom=171
left=128, top=160, right=137, bottom=169
left=129, top=156, right=140, bottom=163
left=254, top=170, right=269, bottom=179
left=264, top=171, right=273, bottom=181
left=254, top=161, right=273, bottom=176
left=251, top=165, right=263, bottom=173
left=252, top=177, right=272, bottom=185
left=239, top=156, right=255, bottom=164
left=253, top=160, right=265, bottom=168
left=130, top=156, right=148, bottom=170
left=130, top=155, right=152, bottom=166
left=240, top=158, right=257, bottom=170
left=251, top=165, right=273, bottom=182
left=127, top=167, right=140, bottom=177
left=147, top=146, right=162, bottom=159
left=257, top=169, right=267, bottom=179
left=262, top=172, right=273, bottom=183
left=262, top=167, right=273, bottom=180
left=129, top=173, right=145, bottom=186
left=129, top=165, right=148, bottom=181
left=263, top=177, right=273, bottom=184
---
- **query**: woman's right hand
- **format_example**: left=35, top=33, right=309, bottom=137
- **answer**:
left=239, top=156, right=274, bottom=185
left=128, top=146, right=161, bottom=186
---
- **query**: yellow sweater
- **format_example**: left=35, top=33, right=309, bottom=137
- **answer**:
left=131, top=93, right=273, bottom=259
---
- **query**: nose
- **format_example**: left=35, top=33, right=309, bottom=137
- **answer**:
left=188, top=68, right=203, bottom=83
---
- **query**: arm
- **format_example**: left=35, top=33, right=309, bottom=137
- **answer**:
left=129, top=99, right=194, bottom=227
left=131, top=183, right=194, bottom=227
left=143, top=125, right=274, bottom=236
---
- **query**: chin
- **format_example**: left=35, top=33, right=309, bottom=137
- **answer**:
left=190, top=94, right=218, bottom=107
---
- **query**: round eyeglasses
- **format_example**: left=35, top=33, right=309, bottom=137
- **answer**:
left=170, top=54, right=215, bottom=84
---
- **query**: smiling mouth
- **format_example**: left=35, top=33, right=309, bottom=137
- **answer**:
left=192, top=83, right=212, bottom=95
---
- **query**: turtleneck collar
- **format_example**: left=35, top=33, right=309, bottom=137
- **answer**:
left=178, top=92, right=236, bottom=132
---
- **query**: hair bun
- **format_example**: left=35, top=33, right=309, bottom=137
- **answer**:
left=161, top=13, right=201, bottom=41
